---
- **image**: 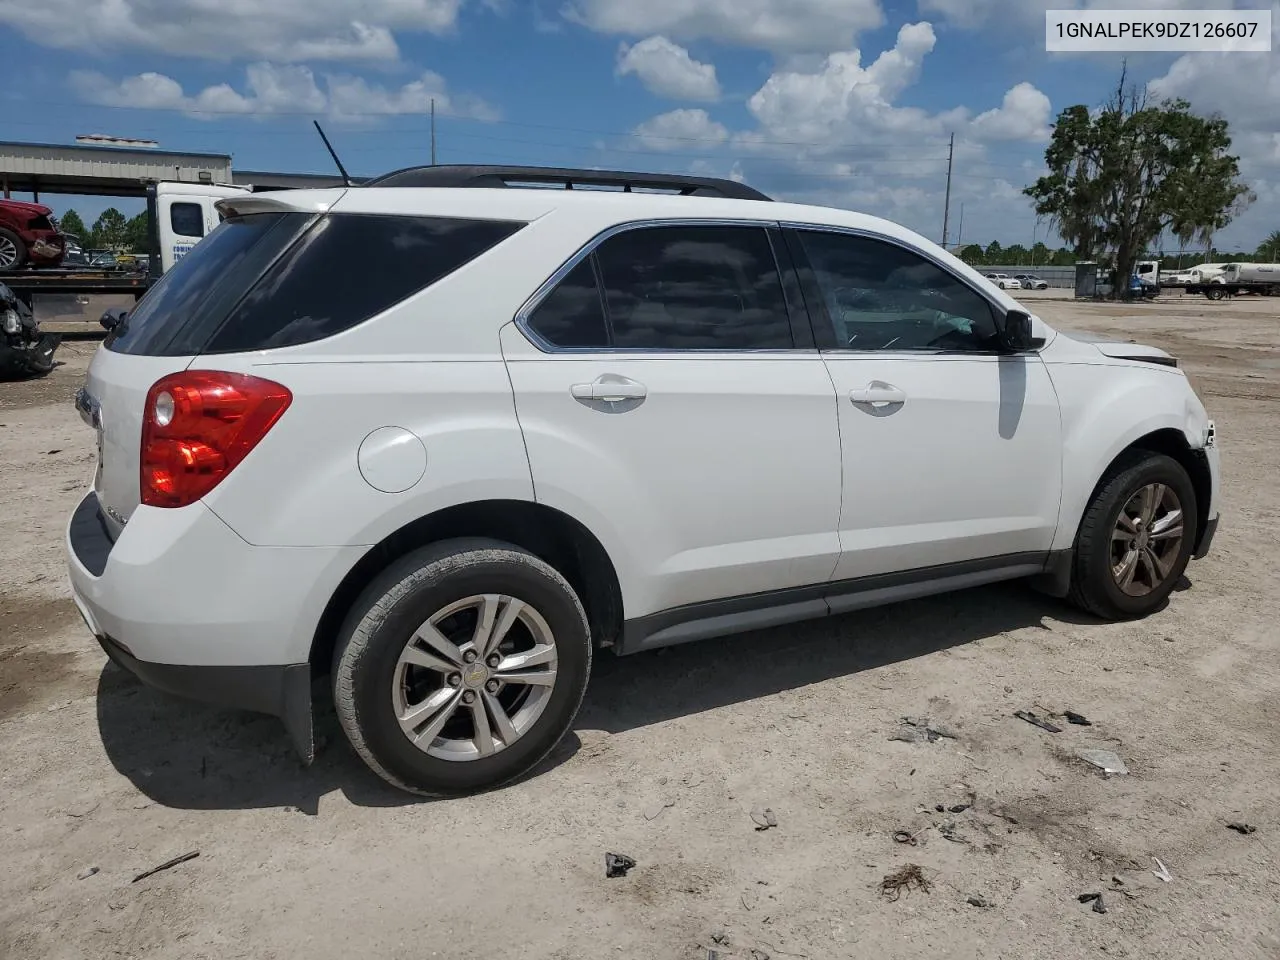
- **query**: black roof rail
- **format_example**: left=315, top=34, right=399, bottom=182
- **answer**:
left=361, top=164, right=771, bottom=202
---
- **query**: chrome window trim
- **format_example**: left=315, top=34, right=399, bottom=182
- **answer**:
left=512, top=217, right=815, bottom=356
left=779, top=220, right=1039, bottom=357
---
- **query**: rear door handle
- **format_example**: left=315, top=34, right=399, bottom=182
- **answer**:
left=849, top=382, right=906, bottom=405
left=570, top=376, right=648, bottom=402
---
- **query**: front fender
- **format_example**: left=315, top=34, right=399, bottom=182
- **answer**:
left=1048, top=362, right=1208, bottom=553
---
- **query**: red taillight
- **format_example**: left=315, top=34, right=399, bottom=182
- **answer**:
left=141, top=371, right=291, bottom=508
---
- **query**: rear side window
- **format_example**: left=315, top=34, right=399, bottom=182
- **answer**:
left=525, top=260, right=609, bottom=348
left=170, top=203, right=205, bottom=238
left=206, top=215, right=523, bottom=353
left=595, top=225, right=792, bottom=350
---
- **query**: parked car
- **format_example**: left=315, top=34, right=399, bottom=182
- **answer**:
left=984, top=272, right=1022, bottom=290
left=61, top=234, right=90, bottom=268
left=1014, top=274, right=1049, bottom=290
left=0, top=198, right=66, bottom=270
left=67, top=164, right=1221, bottom=797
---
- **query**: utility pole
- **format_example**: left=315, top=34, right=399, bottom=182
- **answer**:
left=956, top=202, right=964, bottom=249
left=430, top=98, right=437, bottom=166
left=941, top=132, right=954, bottom=249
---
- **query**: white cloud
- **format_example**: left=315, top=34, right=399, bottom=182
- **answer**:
left=745, top=22, right=940, bottom=143
left=632, top=109, right=729, bottom=148
left=564, top=0, right=885, bottom=54
left=0, top=0, right=467, bottom=61
left=617, top=36, right=721, bottom=101
left=69, top=63, right=498, bottom=123
left=1146, top=5, right=1280, bottom=242
left=971, top=82, right=1052, bottom=141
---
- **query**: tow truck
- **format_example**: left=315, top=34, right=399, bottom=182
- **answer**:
left=0, top=181, right=250, bottom=310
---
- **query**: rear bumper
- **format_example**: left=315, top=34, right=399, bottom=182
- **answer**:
left=67, top=490, right=363, bottom=759
left=97, top=635, right=314, bottom=760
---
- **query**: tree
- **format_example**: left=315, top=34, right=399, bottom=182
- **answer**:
left=958, top=244, right=985, bottom=265
left=1030, top=241, right=1051, bottom=265
left=1259, top=230, right=1280, bottom=262
left=89, top=208, right=128, bottom=250
left=984, top=241, right=1004, bottom=263
left=124, top=212, right=151, bottom=252
left=58, top=209, right=87, bottom=241
left=1025, top=67, right=1253, bottom=297
left=1004, top=244, right=1030, bottom=265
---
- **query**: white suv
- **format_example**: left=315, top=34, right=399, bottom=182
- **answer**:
left=67, top=165, right=1220, bottom=796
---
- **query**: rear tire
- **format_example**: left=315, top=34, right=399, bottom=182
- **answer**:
left=332, top=538, right=592, bottom=797
left=1068, top=452, right=1197, bottom=620
left=0, top=228, right=27, bottom=270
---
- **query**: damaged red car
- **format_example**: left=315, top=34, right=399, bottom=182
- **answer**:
left=0, top=199, right=66, bottom=270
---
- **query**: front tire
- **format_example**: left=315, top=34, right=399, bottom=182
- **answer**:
left=333, top=538, right=592, bottom=796
left=1068, top=452, right=1197, bottom=620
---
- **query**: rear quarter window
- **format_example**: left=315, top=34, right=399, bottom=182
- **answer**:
left=107, top=212, right=524, bottom=356
left=205, top=214, right=524, bottom=353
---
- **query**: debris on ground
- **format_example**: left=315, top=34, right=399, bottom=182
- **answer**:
left=605, top=852, right=636, bottom=878
left=893, top=825, right=933, bottom=846
left=935, top=803, right=946, bottom=812
left=1078, top=749, right=1129, bottom=776
left=939, top=821, right=971, bottom=844
left=751, top=806, right=778, bottom=831
left=1151, top=857, right=1173, bottom=883
left=643, top=800, right=675, bottom=821
left=949, top=803, right=971, bottom=814
left=967, top=895, right=992, bottom=908
left=1227, top=822, right=1257, bottom=835
left=889, top=716, right=958, bottom=743
left=76, top=866, right=99, bottom=880
left=1077, top=891, right=1109, bottom=913
left=131, top=850, right=199, bottom=884
left=1063, top=711, right=1092, bottom=726
left=1014, top=710, right=1062, bottom=733
left=880, top=864, right=930, bottom=901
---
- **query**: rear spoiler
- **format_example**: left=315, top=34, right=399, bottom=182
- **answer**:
left=215, top=190, right=348, bottom=220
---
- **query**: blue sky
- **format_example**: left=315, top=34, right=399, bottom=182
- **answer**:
left=0, top=0, right=1275, bottom=252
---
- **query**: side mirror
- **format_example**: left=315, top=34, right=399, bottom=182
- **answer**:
left=1000, top=309, right=1039, bottom=351
left=99, top=307, right=128, bottom=332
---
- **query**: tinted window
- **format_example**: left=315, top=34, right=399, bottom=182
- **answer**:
left=206, top=215, right=523, bottom=353
left=797, top=230, right=999, bottom=352
left=170, top=202, right=204, bottom=238
left=594, top=225, right=792, bottom=350
left=526, top=259, right=608, bottom=347
left=107, top=212, right=308, bottom=356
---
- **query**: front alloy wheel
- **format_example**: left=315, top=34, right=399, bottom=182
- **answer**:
left=1068, top=451, right=1197, bottom=620
left=1110, top=483, right=1184, bottom=597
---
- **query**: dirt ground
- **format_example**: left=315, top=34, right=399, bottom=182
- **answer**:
left=2, top=293, right=1279, bottom=960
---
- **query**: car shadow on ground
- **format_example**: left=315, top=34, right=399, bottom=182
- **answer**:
left=95, top=580, right=1116, bottom=812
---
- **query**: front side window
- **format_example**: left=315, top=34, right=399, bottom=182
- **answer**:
left=170, top=202, right=205, bottom=238
left=796, top=230, right=1000, bottom=352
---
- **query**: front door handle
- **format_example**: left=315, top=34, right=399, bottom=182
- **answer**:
left=570, top=376, right=648, bottom=403
left=849, top=381, right=907, bottom=405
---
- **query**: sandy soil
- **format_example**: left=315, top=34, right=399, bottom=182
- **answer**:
left=2, top=296, right=1279, bottom=960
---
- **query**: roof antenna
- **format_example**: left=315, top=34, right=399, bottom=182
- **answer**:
left=313, top=120, right=352, bottom=187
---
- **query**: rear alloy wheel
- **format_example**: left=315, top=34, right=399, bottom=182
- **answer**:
left=1068, top=452, right=1197, bottom=620
left=333, top=538, right=591, bottom=796
left=0, top=228, right=26, bottom=270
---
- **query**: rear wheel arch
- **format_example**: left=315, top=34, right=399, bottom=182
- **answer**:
left=310, top=500, right=623, bottom=676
